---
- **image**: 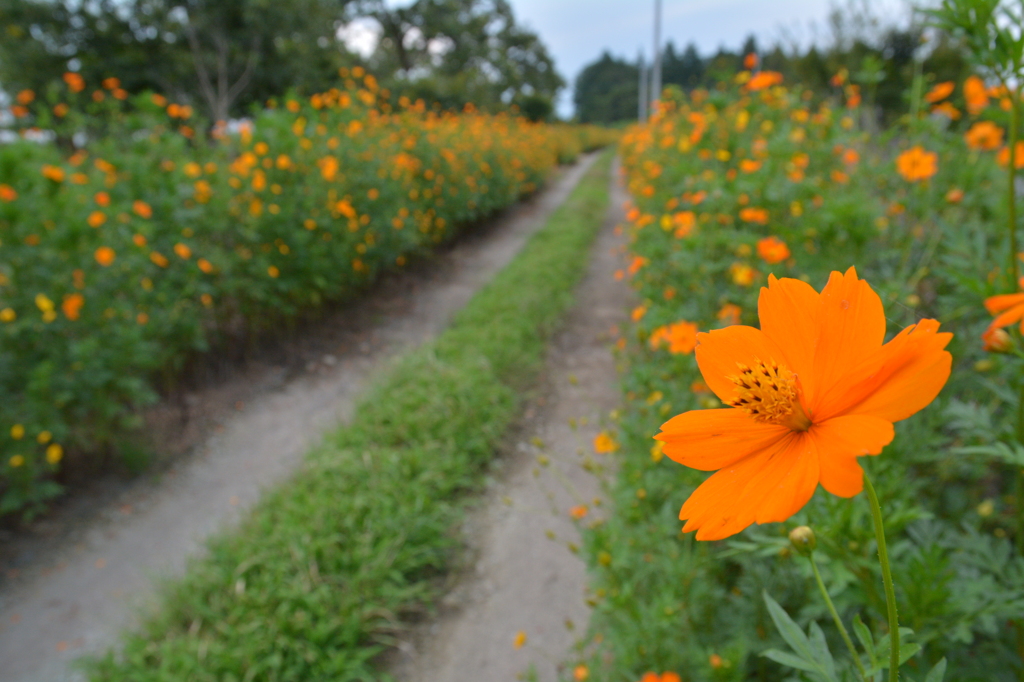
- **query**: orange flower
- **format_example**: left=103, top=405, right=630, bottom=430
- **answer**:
left=628, top=255, right=649, bottom=277
left=569, top=505, right=588, bottom=520
left=594, top=432, right=618, bottom=454
left=946, top=187, right=964, bottom=203
left=150, top=251, right=169, bottom=267
left=717, top=303, right=741, bottom=326
left=964, top=75, right=989, bottom=114
left=197, top=258, right=214, bottom=274
left=133, top=200, right=153, bottom=218
left=655, top=268, right=952, bottom=540
left=983, top=277, right=1024, bottom=338
left=174, top=243, right=192, bottom=259
left=997, top=142, right=1024, bottom=169
left=964, top=121, right=1003, bottom=151
left=729, top=263, right=757, bottom=286
left=63, top=72, right=85, bottom=93
left=673, top=211, right=696, bottom=238
left=739, top=207, right=769, bottom=224
left=94, top=246, right=116, bottom=266
left=745, top=71, right=783, bottom=92
left=62, top=293, right=84, bottom=320
left=931, top=102, right=961, bottom=119
left=41, top=165, right=65, bottom=182
left=649, top=320, right=699, bottom=354
left=0, top=185, right=16, bottom=202
left=87, top=211, right=107, bottom=228
left=924, top=81, right=955, bottom=103
left=895, top=146, right=938, bottom=182
left=631, top=305, right=647, bottom=322
left=757, top=236, right=790, bottom=264
left=739, top=159, right=761, bottom=173
left=743, top=53, right=759, bottom=70
left=640, top=673, right=681, bottom=682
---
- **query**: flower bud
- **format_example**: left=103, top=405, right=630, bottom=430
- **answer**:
left=788, top=525, right=816, bottom=556
left=983, top=327, right=1013, bottom=354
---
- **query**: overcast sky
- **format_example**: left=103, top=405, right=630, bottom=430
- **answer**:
left=507, top=0, right=911, bottom=114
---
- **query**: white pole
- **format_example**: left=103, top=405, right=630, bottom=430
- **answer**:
left=638, top=51, right=648, bottom=122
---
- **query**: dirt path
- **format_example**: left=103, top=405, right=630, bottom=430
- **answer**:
left=0, top=154, right=599, bottom=682
left=390, top=161, right=630, bottom=682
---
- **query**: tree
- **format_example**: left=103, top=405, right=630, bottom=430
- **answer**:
left=353, top=0, right=564, bottom=111
left=0, top=0, right=356, bottom=120
left=573, top=50, right=638, bottom=124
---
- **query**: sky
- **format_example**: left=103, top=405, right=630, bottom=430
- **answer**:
left=507, top=0, right=911, bottom=115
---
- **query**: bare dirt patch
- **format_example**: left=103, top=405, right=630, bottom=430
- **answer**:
left=0, top=154, right=598, bottom=682
left=388, top=161, right=631, bottom=682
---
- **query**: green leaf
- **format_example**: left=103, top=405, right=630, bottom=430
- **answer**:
left=762, top=649, right=823, bottom=674
left=808, top=622, right=838, bottom=681
left=763, top=591, right=816, bottom=662
left=852, top=614, right=877, bottom=669
left=924, top=658, right=948, bottom=682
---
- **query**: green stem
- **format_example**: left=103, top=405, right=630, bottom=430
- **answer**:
left=864, top=474, right=900, bottom=681
left=1009, top=92, right=1020, bottom=287
left=1017, top=381, right=1024, bottom=550
left=809, top=554, right=869, bottom=682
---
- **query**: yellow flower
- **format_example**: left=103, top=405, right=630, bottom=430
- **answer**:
left=593, top=431, right=618, bottom=454
left=9, top=454, right=24, bottom=468
left=513, top=631, right=527, bottom=649
left=37, top=430, right=51, bottom=444
left=11, top=424, right=24, bottom=439
left=46, top=444, right=63, bottom=464
left=0, top=308, right=16, bottom=322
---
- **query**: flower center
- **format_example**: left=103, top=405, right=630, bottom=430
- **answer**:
left=727, top=358, right=811, bottom=431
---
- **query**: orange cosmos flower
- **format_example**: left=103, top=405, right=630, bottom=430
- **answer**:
left=717, top=303, right=741, bottom=326
left=931, top=102, right=961, bottom=119
left=640, top=673, right=681, bottom=682
left=41, top=165, right=65, bottom=182
left=133, top=200, right=152, bottom=218
left=729, top=263, right=757, bottom=286
left=745, top=71, right=783, bottom=92
left=924, top=81, right=955, bottom=103
left=757, top=236, right=791, bottom=264
left=63, top=72, right=85, bottom=93
left=0, top=185, right=16, bottom=202
left=997, top=142, right=1024, bottom=169
left=895, top=146, right=938, bottom=182
left=62, top=293, right=84, bottom=320
left=594, top=432, right=618, bottom=454
left=94, top=246, right=116, bottom=266
left=673, top=210, right=696, bottom=238
left=743, top=53, right=759, bottom=70
left=569, top=505, right=588, bottom=520
left=983, top=277, right=1024, bottom=338
left=739, top=207, right=769, bottom=224
left=655, top=268, right=952, bottom=540
left=964, top=121, right=1003, bottom=151
left=739, top=159, right=761, bottom=173
left=649, top=320, right=699, bottom=354
left=946, top=187, right=964, bottom=203
left=628, top=255, right=649, bottom=277
left=964, top=75, right=988, bottom=115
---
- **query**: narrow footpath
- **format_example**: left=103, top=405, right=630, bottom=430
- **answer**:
left=0, top=153, right=599, bottom=682
left=390, top=161, right=630, bottom=682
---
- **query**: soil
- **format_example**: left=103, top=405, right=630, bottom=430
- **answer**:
left=0, top=153, right=601, bottom=682
left=387, top=160, right=630, bottom=682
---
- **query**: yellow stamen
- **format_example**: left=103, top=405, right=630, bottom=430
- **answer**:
left=727, top=357, right=811, bottom=431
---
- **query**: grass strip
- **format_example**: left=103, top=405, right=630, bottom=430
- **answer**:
left=84, top=150, right=614, bottom=682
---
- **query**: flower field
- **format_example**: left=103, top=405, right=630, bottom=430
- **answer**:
left=575, top=71, right=1024, bottom=680
left=0, top=71, right=614, bottom=517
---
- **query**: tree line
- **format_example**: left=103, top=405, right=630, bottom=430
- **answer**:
left=0, top=0, right=563, bottom=121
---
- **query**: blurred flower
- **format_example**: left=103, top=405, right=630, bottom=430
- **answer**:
left=964, top=121, right=1003, bottom=151
left=743, top=53, right=759, bottom=70
left=739, top=207, right=769, bottom=224
left=964, top=75, right=989, bottom=114
left=997, top=142, right=1024, bottom=169
left=62, top=293, right=84, bottom=320
left=717, top=304, right=741, bottom=326
left=946, top=187, right=964, bottom=203
left=729, top=263, right=756, bottom=286
left=757, top=236, right=791, bottom=264
left=896, top=146, right=938, bottom=182
left=745, top=71, right=783, bottom=92
left=570, top=505, right=588, bottom=520
left=63, top=72, right=85, bottom=93
left=46, top=444, right=63, bottom=465
left=656, top=268, right=952, bottom=540
left=88, top=211, right=107, bottom=228
left=95, top=246, right=116, bottom=266
left=174, top=243, right=192, bottom=260
left=924, top=81, right=955, bottom=103
left=41, top=165, right=65, bottom=182
left=133, top=201, right=152, bottom=218
left=649, top=320, right=699, bottom=354
left=0, top=185, right=16, bottom=202
left=594, top=432, right=618, bottom=454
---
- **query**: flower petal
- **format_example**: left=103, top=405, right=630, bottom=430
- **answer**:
left=758, top=274, right=822, bottom=400
left=816, top=319, right=952, bottom=422
left=810, top=267, right=886, bottom=413
left=808, top=415, right=894, bottom=497
left=680, top=433, right=819, bottom=540
left=984, top=293, right=1024, bottom=314
left=694, top=325, right=790, bottom=405
left=988, top=302, right=1024, bottom=331
left=655, top=408, right=789, bottom=471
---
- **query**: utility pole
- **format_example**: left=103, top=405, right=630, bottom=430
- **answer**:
left=652, top=0, right=662, bottom=107
left=638, top=50, right=648, bottom=123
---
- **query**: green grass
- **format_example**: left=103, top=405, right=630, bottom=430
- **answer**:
left=83, top=150, right=613, bottom=682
